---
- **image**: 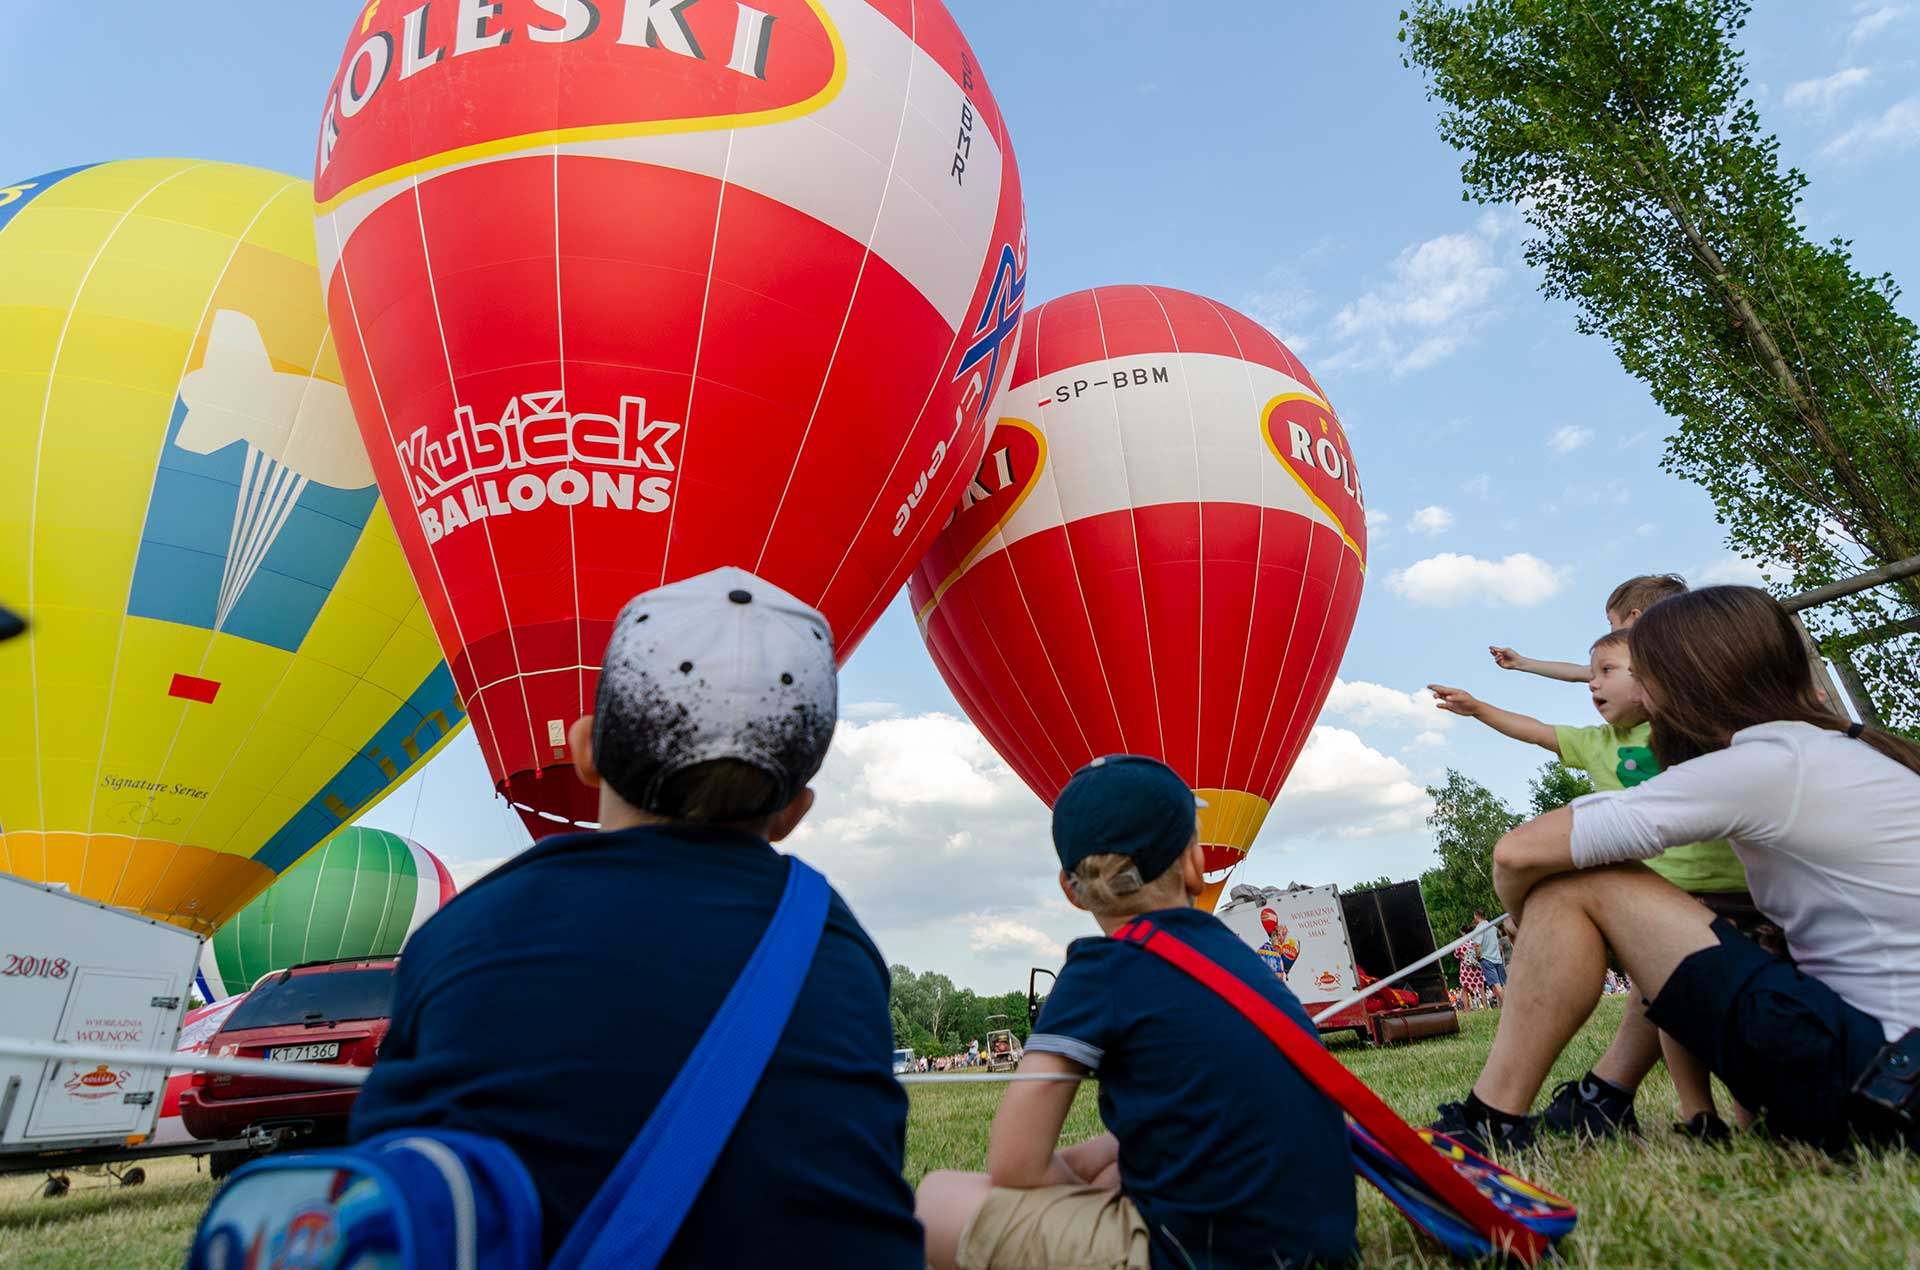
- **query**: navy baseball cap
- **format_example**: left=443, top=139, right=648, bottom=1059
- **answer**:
left=1052, top=755, right=1206, bottom=881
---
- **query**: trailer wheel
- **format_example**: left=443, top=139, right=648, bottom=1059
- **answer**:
left=120, top=1167, right=146, bottom=1187
left=41, top=1175, right=70, bottom=1199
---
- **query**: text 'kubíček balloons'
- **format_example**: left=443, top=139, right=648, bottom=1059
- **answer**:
left=315, top=0, right=1026, bottom=836
left=0, top=160, right=465, bottom=933
left=911, top=286, right=1366, bottom=910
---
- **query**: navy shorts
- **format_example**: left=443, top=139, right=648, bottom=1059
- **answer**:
left=1480, top=959, right=1508, bottom=987
left=1648, top=918, right=1908, bottom=1151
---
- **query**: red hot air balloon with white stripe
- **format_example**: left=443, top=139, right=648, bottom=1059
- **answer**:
left=910, top=286, right=1366, bottom=910
left=314, top=0, right=1025, bottom=836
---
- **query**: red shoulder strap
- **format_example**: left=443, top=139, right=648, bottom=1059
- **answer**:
left=1111, top=918, right=1550, bottom=1264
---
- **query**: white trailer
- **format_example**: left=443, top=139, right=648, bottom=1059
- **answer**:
left=0, top=872, right=202, bottom=1178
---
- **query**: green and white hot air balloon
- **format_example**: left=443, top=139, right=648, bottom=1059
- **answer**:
left=195, top=826, right=457, bottom=1001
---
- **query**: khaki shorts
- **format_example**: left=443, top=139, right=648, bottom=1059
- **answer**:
left=955, top=1184, right=1150, bottom=1270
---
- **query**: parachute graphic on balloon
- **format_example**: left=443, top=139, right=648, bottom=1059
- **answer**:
left=196, top=827, right=456, bottom=1001
left=314, top=0, right=1026, bottom=837
left=176, top=309, right=374, bottom=629
left=0, top=159, right=465, bottom=933
left=910, top=286, right=1367, bottom=910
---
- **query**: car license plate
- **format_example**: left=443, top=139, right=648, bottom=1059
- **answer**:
left=267, top=1042, right=339, bottom=1063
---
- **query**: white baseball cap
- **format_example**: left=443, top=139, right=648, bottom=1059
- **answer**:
left=591, top=567, right=838, bottom=819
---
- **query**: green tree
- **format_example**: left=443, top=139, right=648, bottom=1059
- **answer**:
left=1347, top=875, right=1400, bottom=893
left=888, top=967, right=1034, bottom=1054
left=1528, top=760, right=1594, bottom=814
left=1417, top=769, right=1520, bottom=970
left=1402, top=0, right=1920, bottom=728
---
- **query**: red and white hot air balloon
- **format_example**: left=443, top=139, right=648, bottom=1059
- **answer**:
left=314, top=0, right=1025, bottom=835
left=910, top=286, right=1366, bottom=910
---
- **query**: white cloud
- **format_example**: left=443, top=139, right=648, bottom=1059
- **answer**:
left=842, top=700, right=902, bottom=721
left=1848, top=4, right=1906, bottom=45
left=836, top=714, right=1007, bottom=807
left=1366, top=508, right=1392, bottom=537
left=1564, top=479, right=1632, bottom=508
left=1410, top=505, right=1455, bottom=535
left=1243, top=274, right=1318, bottom=353
left=785, top=711, right=1442, bottom=984
left=1784, top=67, right=1871, bottom=111
left=1323, top=225, right=1506, bottom=375
left=445, top=856, right=510, bottom=890
left=1405, top=730, right=1448, bottom=750
left=785, top=713, right=1073, bottom=980
left=1549, top=424, right=1594, bottom=453
left=1267, top=727, right=1431, bottom=842
left=1699, top=555, right=1768, bottom=586
left=1324, top=679, right=1453, bottom=732
left=1463, top=473, right=1492, bottom=500
left=1825, top=96, right=1920, bottom=157
left=1390, top=552, right=1567, bottom=607
left=968, top=917, right=1062, bottom=962
left=1634, top=522, right=1658, bottom=538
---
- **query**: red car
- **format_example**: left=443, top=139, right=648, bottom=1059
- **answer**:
left=179, top=956, right=396, bottom=1173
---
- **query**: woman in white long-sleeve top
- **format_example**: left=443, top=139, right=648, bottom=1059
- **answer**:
left=1430, top=585, right=1920, bottom=1154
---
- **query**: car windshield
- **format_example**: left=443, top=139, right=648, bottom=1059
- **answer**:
left=892, top=1049, right=912, bottom=1065
left=222, top=967, right=396, bottom=1031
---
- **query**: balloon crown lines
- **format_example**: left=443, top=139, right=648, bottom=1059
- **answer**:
left=398, top=391, right=682, bottom=543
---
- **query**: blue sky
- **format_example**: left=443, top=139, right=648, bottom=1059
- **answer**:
left=10, top=3, right=1919, bottom=988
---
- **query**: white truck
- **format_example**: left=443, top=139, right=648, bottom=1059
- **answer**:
left=0, top=872, right=204, bottom=1190
left=1217, top=881, right=1460, bottom=1047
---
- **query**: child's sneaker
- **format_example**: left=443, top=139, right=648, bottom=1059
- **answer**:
left=1540, top=1073, right=1640, bottom=1139
left=1674, top=1112, right=1733, bottom=1145
left=1431, top=1096, right=1537, bottom=1154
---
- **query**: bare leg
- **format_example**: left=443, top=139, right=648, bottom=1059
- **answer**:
left=917, top=1170, right=994, bottom=1270
left=1661, top=1030, right=1719, bottom=1121
left=1057, top=1133, right=1119, bottom=1190
left=1473, top=867, right=1720, bottom=1115
left=1590, top=992, right=1664, bottom=1091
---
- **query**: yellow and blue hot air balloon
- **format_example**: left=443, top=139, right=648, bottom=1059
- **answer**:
left=0, top=159, right=466, bottom=933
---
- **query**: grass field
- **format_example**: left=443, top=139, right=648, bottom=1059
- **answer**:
left=5, top=998, right=1917, bottom=1267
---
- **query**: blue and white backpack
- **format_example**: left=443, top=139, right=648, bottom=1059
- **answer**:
left=189, top=858, right=830, bottom=1270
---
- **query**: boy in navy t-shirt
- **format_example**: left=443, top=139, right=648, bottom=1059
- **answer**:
left=917, top=756, right=1358, bottom=1270
left=350, top=568, right=922, bottom=1265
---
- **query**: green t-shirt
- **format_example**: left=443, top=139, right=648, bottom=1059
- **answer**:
left=1553, top=721, right=1748, bottom=893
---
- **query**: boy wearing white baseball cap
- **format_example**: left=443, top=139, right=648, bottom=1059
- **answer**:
left=351, top=567, right=923, bottom=1265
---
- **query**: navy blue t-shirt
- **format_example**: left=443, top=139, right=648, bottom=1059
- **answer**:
left=349, top=825, right=922, bottom=1265
left=1027, top=907, right=1357, bottom=1268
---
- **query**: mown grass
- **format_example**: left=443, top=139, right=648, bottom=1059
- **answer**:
left=0, top=1156, right=214, bottom=1269
left=6, top=999, right=1918, bottom=1266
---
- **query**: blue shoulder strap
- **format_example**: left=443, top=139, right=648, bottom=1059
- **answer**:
left=551, top=856, right=832, bottom=1270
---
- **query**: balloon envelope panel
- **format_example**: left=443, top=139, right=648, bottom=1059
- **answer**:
left=315, top=0, right=1026, bottom=837
left=197, top=826, right=457, bottom=1000
left=909, top=286, right=1367, bottom=909
left=0, top=160, right=465, bottom=933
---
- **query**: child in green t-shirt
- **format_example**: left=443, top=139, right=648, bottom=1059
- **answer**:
left=1429, top=628, right=1750, bottom=1142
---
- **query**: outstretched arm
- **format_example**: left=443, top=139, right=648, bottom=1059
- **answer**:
left=1489, top=646, right=1591, bottom=683
left=1430, top=685, right=1561, bottom=755
left=986, top=1052, right=1087, bottom=1189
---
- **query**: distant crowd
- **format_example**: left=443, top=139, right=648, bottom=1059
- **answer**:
left=915, top=1039, right=1016, bottom=1074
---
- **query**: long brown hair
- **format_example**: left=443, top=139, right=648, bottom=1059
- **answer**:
left=1628, top=586, right=1920, bottom=778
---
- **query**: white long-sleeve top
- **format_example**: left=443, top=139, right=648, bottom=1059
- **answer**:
left=1570, top=720, right=1920, bottom=1040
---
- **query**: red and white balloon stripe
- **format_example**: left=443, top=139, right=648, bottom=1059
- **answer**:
left=911, top=286, right=1366, bottom=909
left=315, top=0, right=1024, bottom=835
